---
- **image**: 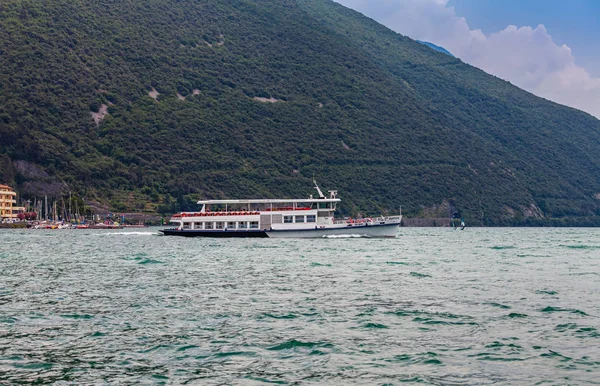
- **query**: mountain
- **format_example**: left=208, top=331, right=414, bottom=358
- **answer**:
left=417, top=41, right=455, bottom=57
left=1, top=0, right=599, bottom=225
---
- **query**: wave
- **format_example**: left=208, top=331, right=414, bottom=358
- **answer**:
left=363, top=322, right=388, bottom=329
left=486, top=302, right=511, bottom=309
left=100, top=231, right=159, bottom=236
left=267, top=339, right=333, bottom=351
left=258, top=313, right=299, bottom=320
left=507, top=313, right=528, bottom=318
left=213, top=351, right=257, bottom=358
left=321, top=234, right=370, bottom=238
left=310, top=262, right=332, bottom=267
left=138, top=258, right=165, bottom=265
left=536, top=290, right=558, bottom=295
left=61, top=314, right=94, bottom=319
left=386, top=352, right=443, bottom=365
left=541, top=306, right=588, bottom=316
left=560, top=244, right=600, bottom=249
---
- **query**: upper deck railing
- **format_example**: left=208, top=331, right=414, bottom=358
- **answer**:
left=196, top=198, right=341, bottom=205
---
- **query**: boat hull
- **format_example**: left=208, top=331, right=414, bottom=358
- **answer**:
left=159, top=229, right=268, bottom=238
left=160, top=223, right=399, bottom=238
left=267, top=222, right=399, bottom=238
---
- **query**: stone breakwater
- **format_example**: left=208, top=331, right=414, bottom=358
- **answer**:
left=402, top=217, right=451, bottom=227
left=0, top=223, right=26, bottom=229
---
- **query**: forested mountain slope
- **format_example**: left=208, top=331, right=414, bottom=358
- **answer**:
left=1, top=0, right=599, bottom=224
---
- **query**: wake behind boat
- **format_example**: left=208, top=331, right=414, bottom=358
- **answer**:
left=160, top=183, right=401, bottom=238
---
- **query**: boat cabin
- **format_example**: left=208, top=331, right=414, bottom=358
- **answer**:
left=170, top=190, right=341, bottom=231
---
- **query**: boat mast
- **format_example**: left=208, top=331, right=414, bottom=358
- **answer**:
left=313, top=179, right=325, bottom=198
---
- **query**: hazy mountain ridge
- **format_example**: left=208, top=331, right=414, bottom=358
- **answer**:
left=417, top=41, right=454, bottom=57
left=1, top=0, right=599, bottom=225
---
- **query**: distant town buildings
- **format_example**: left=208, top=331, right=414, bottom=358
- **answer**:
left=0, top=184, right=25, bottom=221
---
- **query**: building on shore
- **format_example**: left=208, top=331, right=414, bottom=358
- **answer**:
left=0, top=184, right=25, bottom=221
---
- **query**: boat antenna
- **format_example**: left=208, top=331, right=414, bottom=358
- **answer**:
left=313, top=178, right=325, bottom=199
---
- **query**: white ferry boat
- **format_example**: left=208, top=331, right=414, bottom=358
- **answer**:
left=160, top=183, right=401, bottom=238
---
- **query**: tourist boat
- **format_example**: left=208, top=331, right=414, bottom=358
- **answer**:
left=160, top=183, right=401, bottom=238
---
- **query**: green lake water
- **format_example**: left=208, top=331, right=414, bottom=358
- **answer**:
left=1, top=227, right=599, bottom=384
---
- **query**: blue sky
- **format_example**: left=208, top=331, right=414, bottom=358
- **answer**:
left=448, top=0, right=600, bottom=77
left=335, top=0, right=600, bottom=118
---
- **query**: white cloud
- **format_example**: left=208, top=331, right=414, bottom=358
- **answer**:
left=335, top=0, right=600, bottom=119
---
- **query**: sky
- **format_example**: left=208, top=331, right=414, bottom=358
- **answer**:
left=334, top=0, right=600, bottom=119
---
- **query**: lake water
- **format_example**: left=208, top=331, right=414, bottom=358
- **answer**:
left=1, top=227, right=599, bottom=384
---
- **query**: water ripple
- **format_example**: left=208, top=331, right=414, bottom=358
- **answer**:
left=1, top=227, right=599, bottom=384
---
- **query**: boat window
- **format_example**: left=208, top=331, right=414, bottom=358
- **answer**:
left=295, top=215, right=305, bottom=223
left=307, top=215, right=316, bottom=223
left=205, top=222, right=214, bottom=229
left=284, top=215, right=293, bottom=223
left=183, top=222, right=191, bottom=229
left=194, top=222, right=203, bottom=229
left=239, top=222, right=248, bottom=229
left=249, top=221, right=259, bottom=229
left=216, top=222, right=224, bottom=229
left=227, top=221, right=236, bottom=229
